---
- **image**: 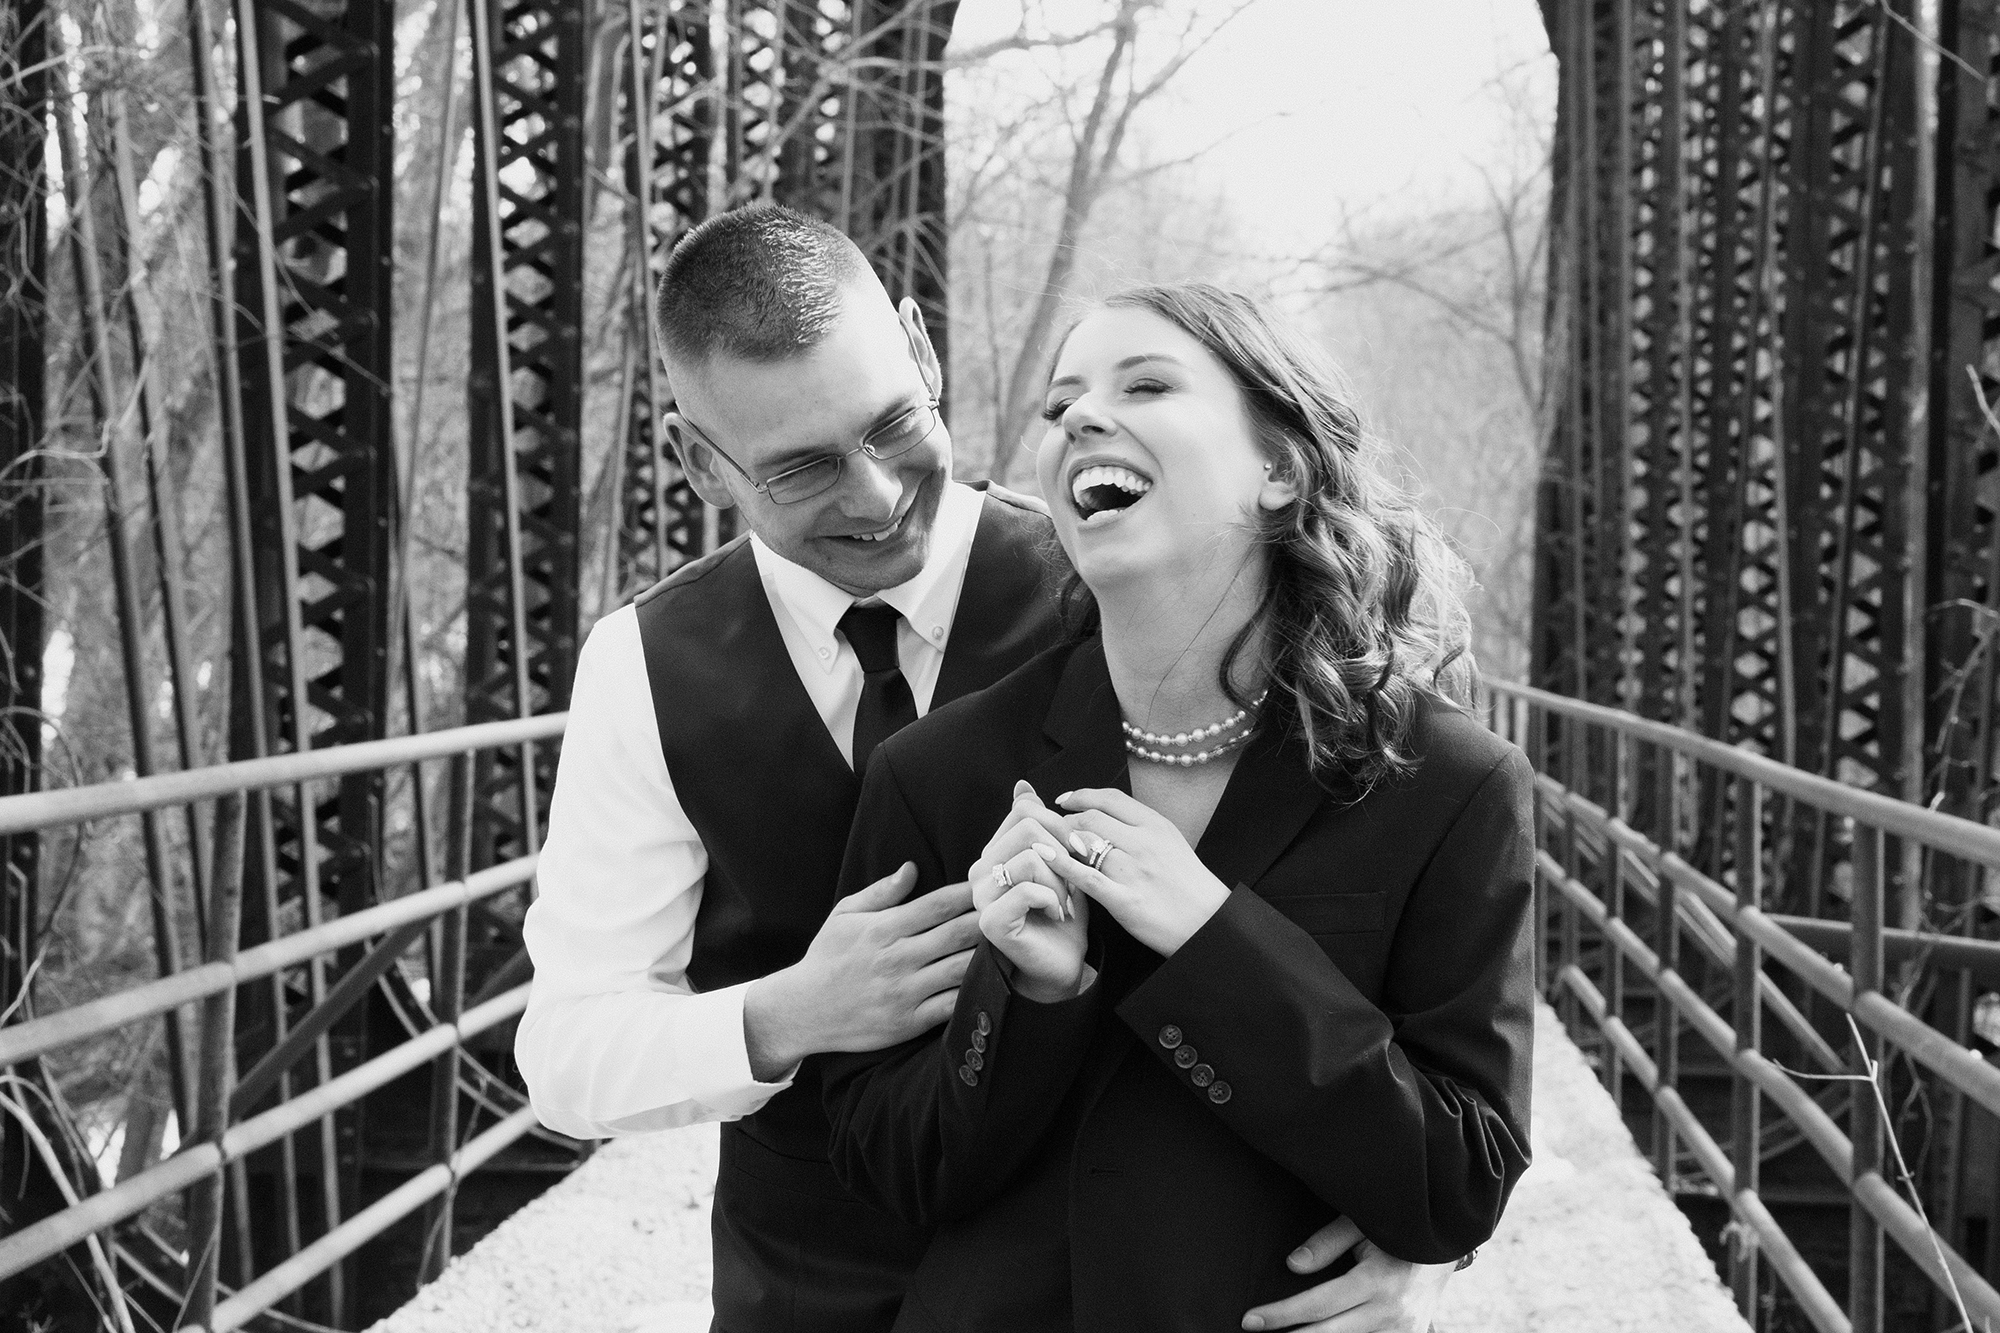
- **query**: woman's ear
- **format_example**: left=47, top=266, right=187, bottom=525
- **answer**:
left=1256, top=456, right=1300, bottom=511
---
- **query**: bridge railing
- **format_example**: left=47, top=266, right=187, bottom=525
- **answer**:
left=1485, top=681, right=2000, bottom=1333
left=0, top=713, right=567, bottom=1333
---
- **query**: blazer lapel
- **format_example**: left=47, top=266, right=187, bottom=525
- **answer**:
left=934, top=484, right=1066, bottom=707
left=1194, top=725, right=1330, bottom=892
left=1019, top=638, right=1129, bottom=804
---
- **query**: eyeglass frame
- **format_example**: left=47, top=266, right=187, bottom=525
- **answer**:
left=677, top=391, right=944, bottom=506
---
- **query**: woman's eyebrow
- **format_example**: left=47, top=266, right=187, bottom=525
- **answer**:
left=1046, top=353, right=1187, bottom=394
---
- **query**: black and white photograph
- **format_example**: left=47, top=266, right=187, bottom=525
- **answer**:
left=0, top=2, right=1997, bottom=1332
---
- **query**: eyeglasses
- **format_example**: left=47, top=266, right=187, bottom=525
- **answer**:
left=684, top=396, right=942, bottom=505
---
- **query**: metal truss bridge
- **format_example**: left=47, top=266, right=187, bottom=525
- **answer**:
left=0, top=1, right=1997, bottom=1332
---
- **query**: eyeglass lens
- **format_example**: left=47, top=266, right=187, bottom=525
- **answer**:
left=765, top=401, right=937, bottom=504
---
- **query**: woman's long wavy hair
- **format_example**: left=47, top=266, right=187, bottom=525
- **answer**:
left=1055, top=282, right=1476, bottom=790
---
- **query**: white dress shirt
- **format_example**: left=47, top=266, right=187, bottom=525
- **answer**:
left=516, top=481, right=987, bottom=1138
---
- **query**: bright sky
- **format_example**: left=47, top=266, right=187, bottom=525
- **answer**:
left=952, top=0, right=1556, bottom=255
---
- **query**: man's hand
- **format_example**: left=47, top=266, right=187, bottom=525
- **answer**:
left=1241, top=1216, right=1455, bottom=1333
left=742, top=864, right=982, bottom=1080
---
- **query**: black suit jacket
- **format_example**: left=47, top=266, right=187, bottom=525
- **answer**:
left=823, top=637, right=1536, bottom=1333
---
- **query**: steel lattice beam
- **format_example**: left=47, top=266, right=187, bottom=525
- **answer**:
left=230, top=0, right=398, bottom=1320
left=613, top=1, right=713, bottom=599
left=464, top=0, right=587, bottom=875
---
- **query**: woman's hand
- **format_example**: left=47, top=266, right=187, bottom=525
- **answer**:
left=977, top=843, right=1090, bottom=1002
left=972, top=783, right=1090, bottom=1002
left=1037, top=788, right=1232, bottom=958
left=968, top=780, right=1073, bottom=889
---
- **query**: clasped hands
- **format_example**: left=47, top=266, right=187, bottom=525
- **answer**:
left=966, top=779, right=1231, bottom=1002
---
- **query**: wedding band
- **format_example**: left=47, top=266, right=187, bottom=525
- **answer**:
left=1084, top=835, right=1113, bottom=872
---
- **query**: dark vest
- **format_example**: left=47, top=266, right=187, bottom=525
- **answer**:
left=634, top=486, right=1066, bottom=1333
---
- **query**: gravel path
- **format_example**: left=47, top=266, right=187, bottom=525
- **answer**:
left=373, top=1003, right=1748, bottom=1333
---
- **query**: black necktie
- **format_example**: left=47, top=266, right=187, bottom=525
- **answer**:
left=839, top=603, right=918, bottom=776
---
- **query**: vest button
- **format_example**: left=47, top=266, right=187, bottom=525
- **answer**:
left=1158, top=1025, right=1183, bottom=1049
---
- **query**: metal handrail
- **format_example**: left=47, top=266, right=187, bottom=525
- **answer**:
left=0, top=712, right=569, bottom=1331
left=0, top=857, right=536, bottom=1070
left=1487, top=683, right=2000, bottom=1333
left=1487, top=681, right=2000, bottom=864
left=0, top=711, right=566, bottom=836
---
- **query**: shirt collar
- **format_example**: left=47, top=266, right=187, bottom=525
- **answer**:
left=752, top=480, right=985, bottom=673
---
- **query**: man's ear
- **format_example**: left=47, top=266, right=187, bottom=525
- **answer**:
left=664, top=412, right=739, bottom=511
left=897, top=297, right=942, bottom=398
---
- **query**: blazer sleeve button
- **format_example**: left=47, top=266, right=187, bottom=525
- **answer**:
left=966, top=1049, right=984, bottom=1071
left=975, top=1011, right=992, bottom=1036
left=1190, top=1064, right=1214, bottom=1088
left=1157, top=1025, right=1183, bottom=1049
left=958, top=1065, right=979, bottom=1087
left=971, top=1031, right=987, bottom=1053
left=1173, top=1045, right=1198, bottom=1069
left=1207, top=1081, right=1232, bottom=1105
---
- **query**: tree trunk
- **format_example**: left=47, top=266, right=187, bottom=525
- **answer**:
left=988, top=6, right=1139, bottom=485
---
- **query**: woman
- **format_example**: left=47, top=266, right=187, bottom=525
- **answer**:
left=822, top=283, right=1535, bottom=1332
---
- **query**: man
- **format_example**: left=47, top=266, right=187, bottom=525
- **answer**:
left=517, top=204, right=1455, bottom=1333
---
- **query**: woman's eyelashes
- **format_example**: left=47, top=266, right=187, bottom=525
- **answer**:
left=1038, top=379, right=1171, bottom=423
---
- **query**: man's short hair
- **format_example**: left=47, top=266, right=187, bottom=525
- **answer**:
left=654, top=204, right=874, bottom=367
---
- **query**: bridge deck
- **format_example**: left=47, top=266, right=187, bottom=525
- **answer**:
left=369, top=1004, right=1747, bottom=1333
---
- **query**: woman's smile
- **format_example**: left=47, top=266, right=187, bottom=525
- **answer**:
left=1067, top=459, right=1156, bottom=524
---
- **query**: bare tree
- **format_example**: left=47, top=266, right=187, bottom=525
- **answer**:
left=946, top=0, right=1265, bottom=485
left=1302, top=60, right=1556, bottom=680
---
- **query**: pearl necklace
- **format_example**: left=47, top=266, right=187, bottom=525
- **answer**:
left=1122, top=692, right=1268, bottom=767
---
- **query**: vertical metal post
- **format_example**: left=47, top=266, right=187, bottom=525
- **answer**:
left=1531, top=707, right=1550, bottom=997
left=188, top=792, right=246, bottom=1328
left=1606, top=729, right=1628, bottom=1098
left=1559, top=723, right=1582, bottom=1032
left=1730, top=777, right=1763, bottom=1315
left=420, top=756, right=473, bottom=1282
left=1654, top=741, right=1680, bottom=1183
left=102, top=66, right=213, bottom=917
left=1850, top=821, right=1885, bottom=1333
left=50, top=26, right=197, bottom=1135
left=0, top=0, right=46, bottom=1085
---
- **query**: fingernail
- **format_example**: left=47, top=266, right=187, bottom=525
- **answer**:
left=1056, top=791, right=1074, bottom=805
left=1014, top=779, right=1035, bottom=797
left=1033, top=841, right=1061, bottom=860
left=1243, top=1318, right=1265, bottom=1332
left=1069, top=832, right=1091, bottom=857
left=1288, top=1248, right=1311, bottom=1269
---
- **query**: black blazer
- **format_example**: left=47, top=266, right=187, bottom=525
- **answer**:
left=823, top=637, right=1536, bottom=1333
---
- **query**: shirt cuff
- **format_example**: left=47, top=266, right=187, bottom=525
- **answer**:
left=693, top=981, right=799, bottom=1118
